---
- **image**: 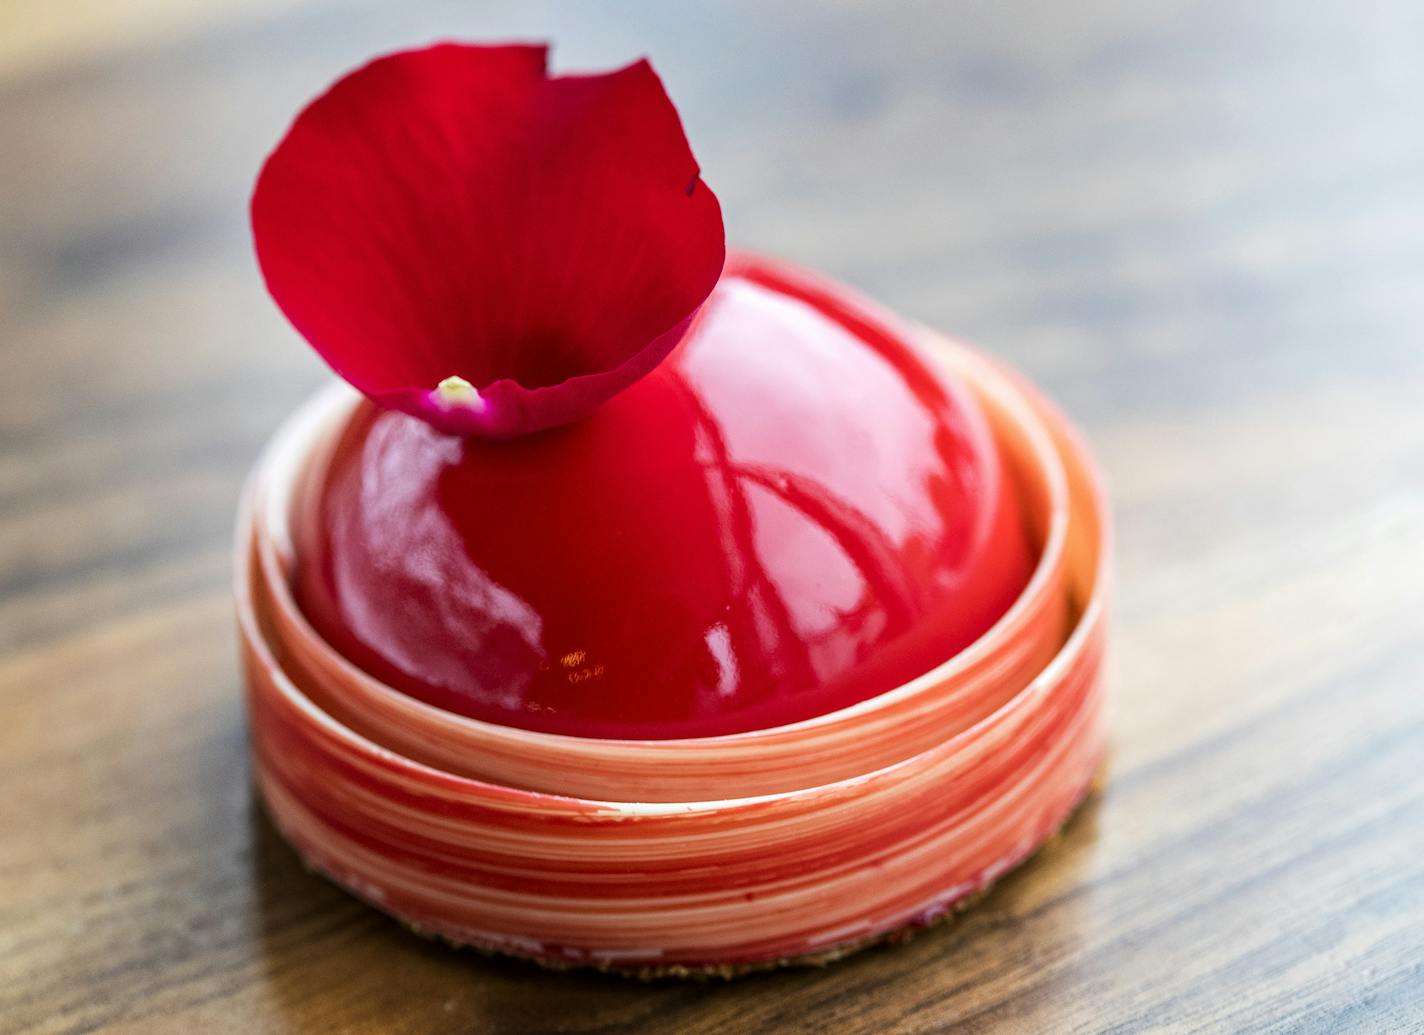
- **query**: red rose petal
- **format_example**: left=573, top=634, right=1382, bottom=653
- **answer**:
left=251, top=43, right=725, bottom=437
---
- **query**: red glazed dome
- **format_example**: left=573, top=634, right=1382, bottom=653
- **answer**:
left=292, top=256, right=1033, bottom=739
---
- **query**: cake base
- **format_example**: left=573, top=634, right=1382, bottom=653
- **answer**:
left=260, top=760, right=1106, bottom=981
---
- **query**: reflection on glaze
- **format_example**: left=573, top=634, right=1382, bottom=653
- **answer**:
left=294, top=262, right=1033, bottom=738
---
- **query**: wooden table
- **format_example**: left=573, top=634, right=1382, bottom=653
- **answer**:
left=4, top=2, right=1422, bottom=1032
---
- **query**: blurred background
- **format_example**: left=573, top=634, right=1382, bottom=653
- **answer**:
left=3, top=2, right=1422, bottom=1032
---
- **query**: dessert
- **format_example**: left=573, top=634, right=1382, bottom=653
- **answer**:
left=238, top=41, right=1110, bottom=973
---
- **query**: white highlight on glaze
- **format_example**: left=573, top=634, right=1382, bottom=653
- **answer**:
left=349, top=414, right=541, bottom=704
left=705, top=624, right=738, bottom=698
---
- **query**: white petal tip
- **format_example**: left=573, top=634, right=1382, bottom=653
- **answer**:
left=434, top=375, right=485, bottom=412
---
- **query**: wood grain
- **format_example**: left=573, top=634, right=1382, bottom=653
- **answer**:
left=2, top=1, right=1422, bottom=1032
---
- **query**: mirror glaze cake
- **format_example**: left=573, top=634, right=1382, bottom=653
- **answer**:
left=237, top=41, right=1110, bottom=974
left=292, top=257, right=1035, bottom=740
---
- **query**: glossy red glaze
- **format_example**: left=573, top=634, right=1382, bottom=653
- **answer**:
left=293, top=258, right=1033, bottom=739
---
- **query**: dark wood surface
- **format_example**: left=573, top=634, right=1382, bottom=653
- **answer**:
left=3, top=2, right=1423, bottom=1032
